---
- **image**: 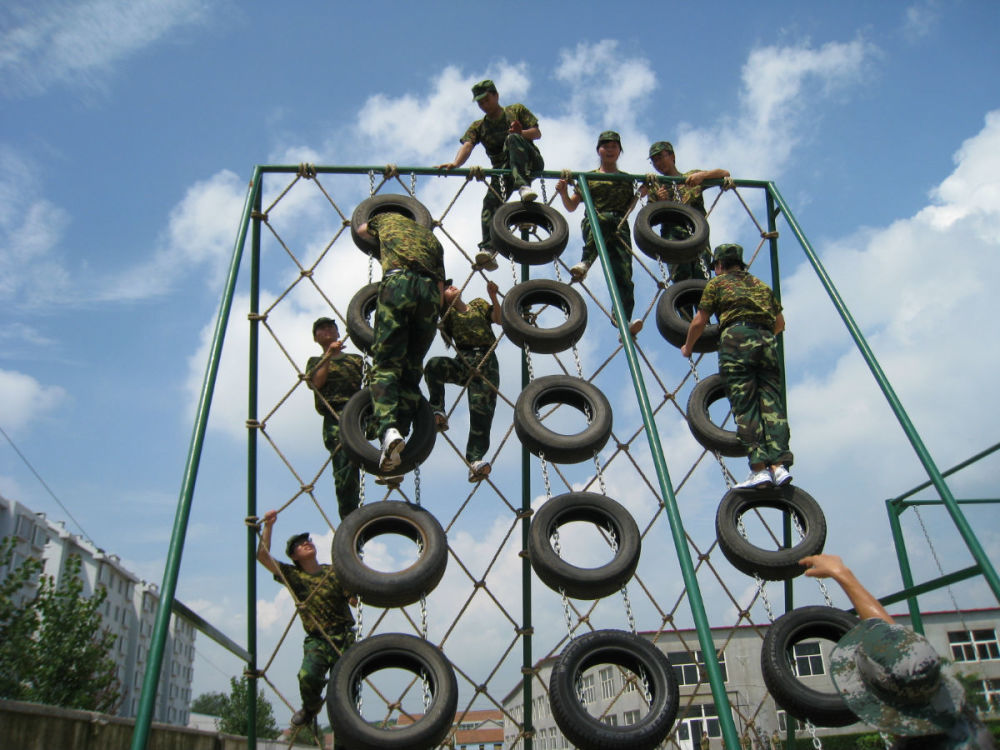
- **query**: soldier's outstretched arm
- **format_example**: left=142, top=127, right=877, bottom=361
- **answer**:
left=438, top=141, right=475, bottom=170
left=799, top=554, right=894, bottom=623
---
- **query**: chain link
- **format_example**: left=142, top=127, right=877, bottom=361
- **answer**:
left=368, top=169, right=375, bottom=197
left=739, top=513, right=776, bottom=621
left=414, top=464, right=421, bottom=506
left=914, top=506, right=967, bottom=625
left=803, top=718, right=823, bottom=749
left=421, top=668, right=431, bottom=711
left=410, top=171, right=417, bottom=196
left=540, top=178, right=548, bottom=203
left=608, top=531, right=637, bottom=634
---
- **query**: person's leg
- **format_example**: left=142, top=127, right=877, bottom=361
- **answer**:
left=326, top=422, right=360, bottom=519
left=719, top=330, right=768, bottom=468
left=504, top=133, right=544, bottom=188
left=757, top=337, right=793, bottom=469
left=479, top=175, right=511, bottom=249
left=610, top=223, right=635, bottom=320
left=424, top=355, right=465, bottom=413
left=396, top=277, right=440, bottom=435
left=463, top=351, right=499, bottom=462
left=370, top=276, right=412, bottom=440
left=296, top=635, right=330, bottom=721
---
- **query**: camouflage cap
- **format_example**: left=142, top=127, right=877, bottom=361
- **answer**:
left=312, top=316, right=339, bottom=334
left=712, top=243, right=744, bottom=265
left=649, top=141, right=674, bottom=158
left=472, top=79, right=497, bottom=101
left=285, top=532, right=310, bottom=559
left=830, top=620, right=966, bottom=736
left=597, top=130, right=622, bottom=150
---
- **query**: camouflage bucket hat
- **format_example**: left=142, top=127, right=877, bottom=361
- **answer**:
left=712, top=243, right=744, bottom=265
left=649, top=141, right=674, bottom=158
left=472, top=79, right=497, bottom=101
left=830, top=620, right=966, bottom=736
left=285, top=532, right=310, bottom=559
left=597, top=130, right=622, bottom=150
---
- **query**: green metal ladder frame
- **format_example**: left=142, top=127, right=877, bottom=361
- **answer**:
left=129, top=165, right=1000, bottom=750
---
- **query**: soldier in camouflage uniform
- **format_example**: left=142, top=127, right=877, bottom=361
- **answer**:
left=356, top=212, right=446, bottom=473
left=681, top=243, right=792, bottom=489
left=257, top=510, right=355, bottom=738
left=800, top=554, right=995, bottom=749
left=555, top=131, right=643, bottom=337
left=642, top=141, right=731, bottom=283
left=424, top=280, right=502, bottom=482
left=307, top=317, right=363, bottom=519
left=438, top=79, right=544, bottom=264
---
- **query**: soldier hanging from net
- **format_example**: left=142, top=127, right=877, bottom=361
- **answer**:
left=437, top=79, right=544, bottom=270
left=425, top=280, right=502, bottom=483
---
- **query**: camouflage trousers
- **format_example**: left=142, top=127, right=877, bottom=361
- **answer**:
left=298, top=629, right=355, bottom=713
left=661, top=219, right=712, bottom=283
left=479, top=133, right=545, bottom=247
left=321, top=417, right=360, bottom=519
left=424, top=347, right=499, bottom=462
left=370, top=271, right=439, bottom=441
left=718, top=324, right=793, bottom=468
left=581, top=212, right=635, bottom=318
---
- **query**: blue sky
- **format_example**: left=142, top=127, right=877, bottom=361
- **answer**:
left=2, top=0, right=999, bottom=720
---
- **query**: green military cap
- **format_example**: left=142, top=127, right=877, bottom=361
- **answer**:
left=649, top=141, right=674, bottom=158
left=312, top=316, right=339, bottom=334
left=597, top=130, right=622, bottom=150
left=285, top=532, right=310, bottom=558
left=712, top=243, right=744, bottom=264
left=472, top=79, right=497, bottom=101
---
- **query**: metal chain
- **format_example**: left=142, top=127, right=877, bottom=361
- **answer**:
left=539, top=453, right=552, bottom=498
left=369, top=170, right=375, bottom=197
left=552, top=530, right=576, bottom=639
left=803, top=718, right=823, bottom=749
left=609, top=531, right=637, bottom=634
left=791, top=513, right=835, bottom=606
left=657, top=257, right=671, bottom=287
left=738, top=514, right=776, bottom=622
left=410, top=171, right=416, bottom=196
left=539, top=178, right=548, bottom=203
left=414, top=464, right=421, bottom=506
left=355, top=674, right=364, bottom=714
left=639, top=666, right=653, bottom=705
left=421, top=668, right=431, bottom=711
left=420, top=591, right=428, bottom=638
left=593, top=452, right=608, bottom=496
left=358, top=468, right=367, bottom=508
left=914, top=506, right=967, bottom=625
left=879, top=731, right=893, bottom=749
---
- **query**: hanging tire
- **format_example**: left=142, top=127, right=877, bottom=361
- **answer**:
left=346, top=282, right=380, bottom=354
left=761, top=606, right=860, bottom=727
left=332, top=501, right=448, bottom=608
left=549, top=630, right=679, bottom=750
left=490, top=201, right=569, bottom=265
left=528, top=492, right=640, bottom=599
left=501, top=279, right=587, bottom=354
left=514, top=375, right=613, bottom=464
left=686, top=374, right=746, bottom=457
left=339, top=389, right=436, bottom=474
left=633, top=202, right=709, bottom=263
left=327, top=633, right=458, bottom=750
left=715, top=485, right=826, bottom=581
left=655, top=280, right=720, bottom=353
left=351, top=195, right=434, bottom=257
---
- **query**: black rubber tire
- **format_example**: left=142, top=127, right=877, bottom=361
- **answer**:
left=501, top=279, right=588, bottom=354
left=715, top=485, right=827, bottom=581
left=351, top=195, right=433, bottom=257
left=514, top=375, right=613, bottom=464
left=339, top=389, right=436, bottom=474
left=327, top=633, right=458, bottom=750
left=346, top=282, right=380, bottom=354
left=549, top=630, right=679, bottom=750
left=332, top=501, right=448, bottom=608
left=685, top=374, right=747, bottom=458
left=761, top=606, right=860, bottom=727
left=633, top=202, right=710, bottom=263
left=655, top=280, right=720, bottom=353
left=490, top=201, right=569, bottom=265
left=528, top=492, right=640, bottom=599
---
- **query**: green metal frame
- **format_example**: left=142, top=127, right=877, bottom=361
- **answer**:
left=130, top=164, right=999, bottom=750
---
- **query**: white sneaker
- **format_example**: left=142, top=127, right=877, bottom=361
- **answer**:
left=379, top=428, right=405, bottom=473
left=570, top=261, right=590, bottom=282
left=628, top=318, right=644, bottom=336
left=433, top=410, right=449, bottom=432
left=518, top=185, right=537, bottom=203
left=473, top=250, right=499, bottom=271
left=735, top=469, right=773, bottom=490
left=771, top=465, right=793, bottom=486
left=468, top=460, right=491, bottom=483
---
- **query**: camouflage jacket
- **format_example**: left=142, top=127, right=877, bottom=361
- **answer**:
left=368, top=213, right=446, bottom=280
left=441, top=297, right=496, bottom=349
left=648, top=168, right=708, bottom=215
left=306, top=352, right=364, bottom=418
left=275, top=562, right=354, bottom=636
left=576, top=170, right=635, bottom=216
left=699, top=270, right=781, bottom=330
left=461, top=103, right=541, bottom=167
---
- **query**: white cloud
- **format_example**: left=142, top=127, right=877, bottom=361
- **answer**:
left=901, top=2, right=938, bottom=42
left=553, top=40, right=657, bottom=128
left=0, top=368, right=67, bottom=431
left=0, top=0, right=210, bottom=97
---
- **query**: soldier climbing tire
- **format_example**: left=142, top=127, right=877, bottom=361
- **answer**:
left=332, top=501, right=448, bottom=608
left=346, top=282, right=379, bottom=354
left=761, top=606, right=860, bottom=727
left=655, top=280, right=720, bottom=353
left=514, top=375, right=612, bottom=464
left=351, top=194, right=434, bottom=257
left=686, top=374, right=747, bottom=457
left=339, top=389, right=436, bottom=474
left=633, top=202, right=709, bottom=263
left=501, top=279, right=587, bottom=354
left=528, top=492, right=640, bottom=599
left=327, top=632, right=458, bottom=750
left=715, top=485, right=826, bottom=580
left=549, top=629, right=679, bottom=750
left=490, top=201, right=569, bottom=265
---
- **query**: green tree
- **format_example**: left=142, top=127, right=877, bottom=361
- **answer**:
left=216, top=676, right=281, bottom=739
left=190, top=690, right=228, bottom=716
left=0, top=537, right=120, bottom=712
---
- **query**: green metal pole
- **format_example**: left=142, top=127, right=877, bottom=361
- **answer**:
left=519, top=252, right=534, bottom=750
left=576, top=174, right=741, bottom=750
left=246, top=180, right=262, bottom=747
left=886, top=499, right=924, bottom=632
left=130, top=166, right=262, bottom=750
left=767, top=182, right=1000, bottom=605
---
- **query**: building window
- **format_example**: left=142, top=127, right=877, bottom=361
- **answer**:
left=600, top=667, right=615, bottom=699
left=15, top=515, right=34, bottom=541
left=667, top=649, right=727, bottom=686
left=32, top=526, right=47, bottom=548
left=601, top=714, right=618, bottom=726
left=980, top=678, right=1000, bottom=711
left=791, top=641, right=825, bottom=676
left=624, top=709, right=640, bottom=725
left=777, top=710, right=805, bottom=732
left=949, top=629, right=1000, bottom=662
left=578, top=674, right=595, bottom=703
